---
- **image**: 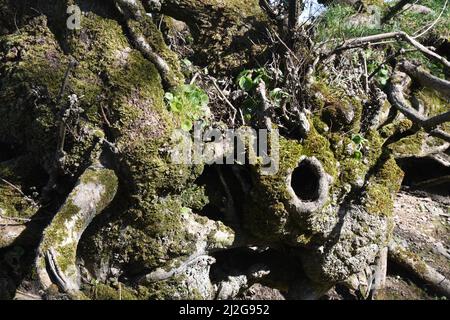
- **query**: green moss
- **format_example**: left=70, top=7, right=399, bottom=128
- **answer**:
left=389, top=131, right=425, bottom=157
left=127, top=18, right=183, bottom=88
left=86, top=283, right=143, bottom=300
left=363, top=156, right=404, bottom=216
left=416, top=88, right=450, bottom=133
left=0, top=156, right=43, bottom=218
left=380, top=119, right=413, bottom=138
left=311, top=78, right=363, bottom=133
left=179, top=185, right=209, bottom=212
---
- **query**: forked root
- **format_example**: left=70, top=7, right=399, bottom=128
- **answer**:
left=36, top=162, right=118, bottom=297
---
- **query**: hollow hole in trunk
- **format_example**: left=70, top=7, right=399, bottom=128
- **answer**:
left=291, top=160, right=320, bottom=201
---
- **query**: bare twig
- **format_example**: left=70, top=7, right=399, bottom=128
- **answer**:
left=209, top=76, right=238, bottom=125
left=256, top=81, right=273, bottom=130
left=332, top=32, right=450, bottom=69
left=413, top=0, right=448, bottom=39
left=0, top=178, right=36, bottom=206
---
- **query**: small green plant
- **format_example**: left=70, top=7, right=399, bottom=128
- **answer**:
left=236, top=68, right=290, bottom=124
left=269, top=88, right=290, bottom=107
left=237, top=68, right=270, bottom=92
left=368, top=61, right=390, bottom=86
left=352, top=134, right=368, bottom=160
left=165, top=84, right=210, bottom=131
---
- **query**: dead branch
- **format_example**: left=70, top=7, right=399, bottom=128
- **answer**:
left=381, top=0, right=415, bottom=24
left=332, top=32, right=450, bottom=69
left=0, top=178, right=37, bottom=207
left=256, top=81, right=273, bottom=130
left=370, top=246, right=388, bottom=299
left=41, top=59, right=78, bottom=201
left=209, top=76, right=238, bottom=125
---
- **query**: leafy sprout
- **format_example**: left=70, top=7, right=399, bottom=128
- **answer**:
left=352, top=134, right=368, bottom=160
left=165, top=84, right=210, bottom=131
left=236, top=68, right=270, bottom=92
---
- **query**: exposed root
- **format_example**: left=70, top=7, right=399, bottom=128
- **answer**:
left=36, top=161, right=118, bottom=296
left=370, top=246, right=388, bottom=299
left=114, top=0, right=182, bottom=89
left=138, top=210, right=236, bottom=285
left=388, top=241, right=450, bottom=298
left=0, top=220, right=26, bottom=248
left=388, top=71, right=450, bottom=143
left=398, top=60, right=450, bottom=99
left=215, top=264, right=270, bottom=300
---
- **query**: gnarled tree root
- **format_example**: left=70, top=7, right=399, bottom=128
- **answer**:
left=36, top=162, right=118, bottom=297
left=388, top=241, right=450, bottom=298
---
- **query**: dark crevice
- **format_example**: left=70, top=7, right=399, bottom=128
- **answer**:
left=291, top=160, right=320, bottom=201
left=195, top=164, right=251, bottom=227
left=0, top=142, right=22, bottom=162
left=210, top=246, right=303, bottom=297
left=396, top=156, right=450, bottom=196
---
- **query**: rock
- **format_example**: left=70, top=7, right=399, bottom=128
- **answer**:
left=404, top=4, right=434, bottom=15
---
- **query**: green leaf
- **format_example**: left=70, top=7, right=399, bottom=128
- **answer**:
left=269, top=88, right=289, bottom=101
left=239, top=76, right=255, bottom=91
left=353, top=150, right=363, bottom=160
left=352, top=134, right=364, bottom=145
left=169, top=98, right=183, bottom=113
left=182, top=59, right=192, bottom=67
left=181, top=118, right=193, bottom=131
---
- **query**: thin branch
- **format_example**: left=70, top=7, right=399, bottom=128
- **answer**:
left=413, top=0, right=448, bottom=39
left=256, top=81, right=273, bottom=130
left=0, top=178, right=36, bottom=205
left=209, top=76, right=239, bottom=125
left=332, top=32, right=450, bottom=69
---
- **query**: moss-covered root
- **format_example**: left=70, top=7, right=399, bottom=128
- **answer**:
left=140, top=210, right=235, bottom=284
left=36, top=162, right=118, bottom=297
left=389, top=241, right=450, bottom=298
left=136, top=210, right=235, bottom=299
left=114, top=0, right=184, bottom=89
